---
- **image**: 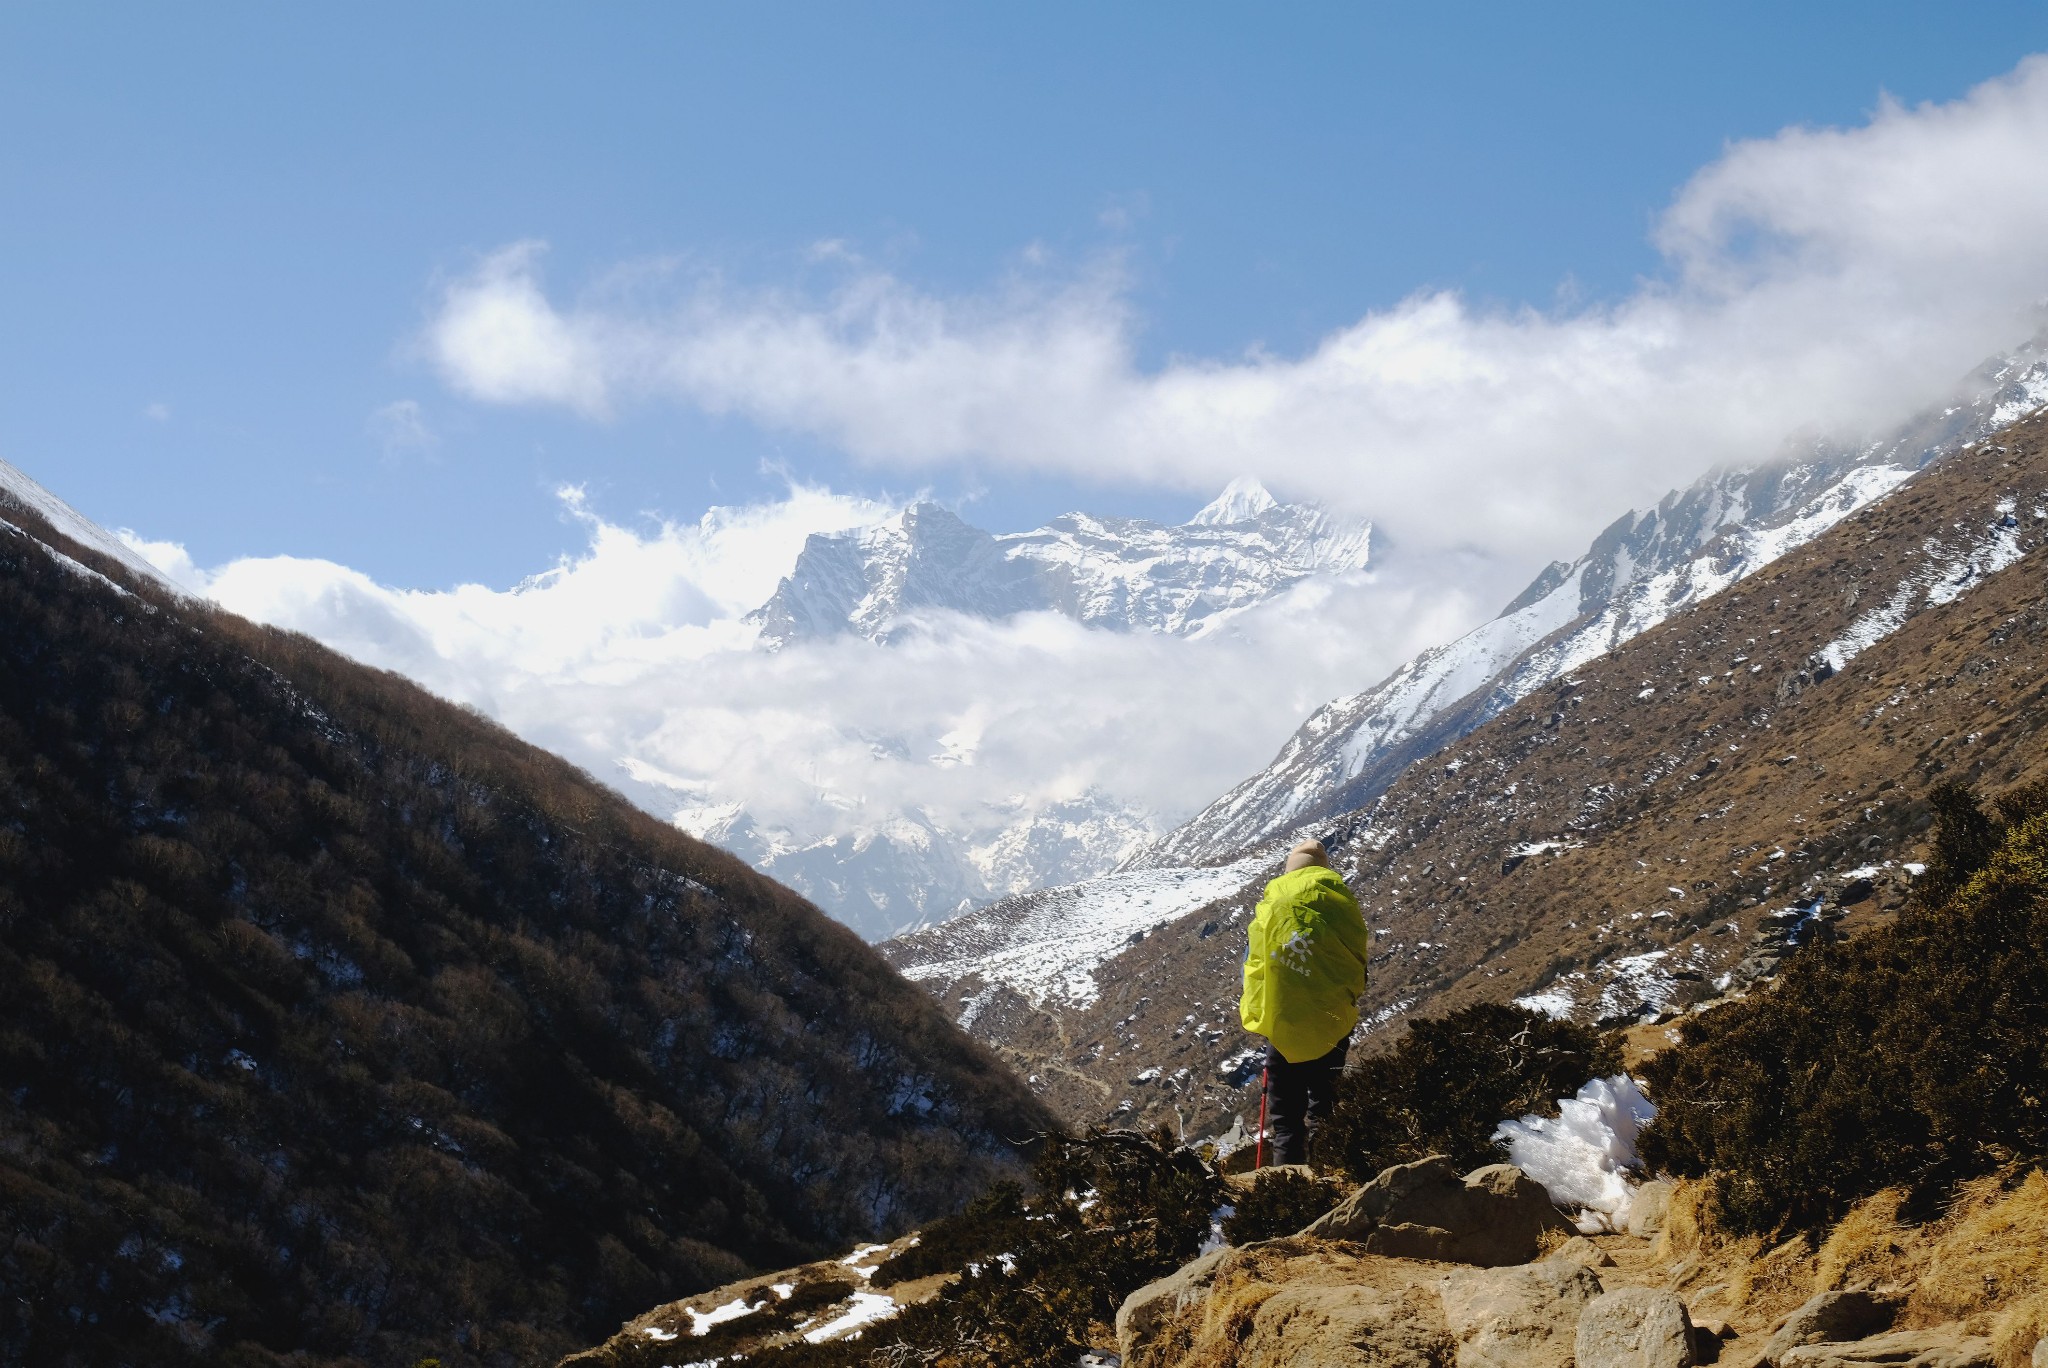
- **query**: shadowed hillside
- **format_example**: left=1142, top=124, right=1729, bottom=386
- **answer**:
left=0, top=494, right=1055, bottom=1367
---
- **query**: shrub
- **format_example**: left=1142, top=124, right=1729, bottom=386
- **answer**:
left=871, top=1183, right=1026, bottom=1287
left=750, top=1127, right=1225, bottom=1368
left=1315, top=1003, right=1617, bottom=1181
left=1221, top=1167, right=1348, bottom=1244
left=1640, top=781, right=2048, bottom=1235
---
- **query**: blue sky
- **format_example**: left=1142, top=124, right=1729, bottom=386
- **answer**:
left=6, top=3, right=2048, bottom=587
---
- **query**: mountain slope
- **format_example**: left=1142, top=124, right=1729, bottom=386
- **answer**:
left=0, top=478, right=1055, bottom=1367
left=1142, top=343, right=2048, bottom=868
left=885, top=408, right=2048, bottom=1140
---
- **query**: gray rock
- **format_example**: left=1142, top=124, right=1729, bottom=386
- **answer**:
left=1114, top=1246, right=1229, bottom=1359
left=1552, top=1234, right=1619, bottom=1268
left=1303, top=1155, right=1572, bottom=1266
left=1439, top=1255, right=1605, bottom=1368
left=1775, top=1327, right=1993, bottom=1367
left=1576, top=1286, right=1696, bottom=1368
left=2034, top=1335, right=2047, bottom=1368
left=1627, top=1181, right=1677, bottom=1238
left=1757, top=1291, right=1895, bottom=1364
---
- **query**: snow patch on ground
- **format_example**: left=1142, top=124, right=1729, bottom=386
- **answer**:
left=1819, top=510, right=2030, bottom=672
left=1512, top=991, right=1578, bottom=1021
left=802, top=1291, right=899, bottom=1343
left=894, top=852, right=1270, bottom=1007
left=685, top=1296, right=763, bottom=1335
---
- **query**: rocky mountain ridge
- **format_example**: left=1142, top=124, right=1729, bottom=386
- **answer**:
left=1140, top=341, right=2048, bottom=870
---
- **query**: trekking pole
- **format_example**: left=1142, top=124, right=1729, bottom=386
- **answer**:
left=1254, top=1066, right=1269, bottom=1170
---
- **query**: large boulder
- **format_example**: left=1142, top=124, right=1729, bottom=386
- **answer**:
left=1755, top=1291, right=1895, bottom=1365
left=1774, top=1328, right=1994, bottom=1367
left=1302, top=1156, right=1572, bottom=1266
left=1115, top=1246, right=1231, bottom=1359
left=1439, top=1254, right=1606, bottom=1368
left=1576, top=1286, right=1697, bottom=1368
left=1232, top=1281, right=1454, bottom=1368
left=1627, top=1181, right=1677, bottom=1238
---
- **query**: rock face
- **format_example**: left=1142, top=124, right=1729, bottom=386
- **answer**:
left=1233, top=1282, right=1454, bottom=1368
left=1302, top=1157, right=1573, bottom=1266
left=1756, top=1291, right=1897, bottom=1364
left=1576, top=1286, right=1697, bottom=1368
left=1438, top=1256, right=1608, bottom=1368
left=1772, top=1328, right=1994, bottom=1367
left=1115, top=1246, right=1232, bottom=1358
left=1117, top=1239, right=1595, bottom=1368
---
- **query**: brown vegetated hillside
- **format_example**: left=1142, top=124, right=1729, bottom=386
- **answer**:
left=0, top=497, right=1055, bottom=1367
left=935, top=412, right=2048, bottom=1140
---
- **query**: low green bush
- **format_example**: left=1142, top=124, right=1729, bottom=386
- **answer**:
left=1315, top=1002, right=1617, bottom=1181
left=1640, top=780, right=2048, bottom=1235
left=870, top=1183, right=1025, bottom=1287
left=1221, top=1167, right=1349, bottom=1244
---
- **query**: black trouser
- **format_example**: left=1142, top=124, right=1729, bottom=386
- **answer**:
left=1264, top=1038, right=1349, bottom=1166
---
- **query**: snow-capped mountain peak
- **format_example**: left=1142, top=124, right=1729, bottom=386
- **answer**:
left=1187, top=475, right=1280, bottom=526
left=750, top=487, right=1371, bottom=647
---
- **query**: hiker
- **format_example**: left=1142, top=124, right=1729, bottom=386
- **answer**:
left=1239, top=838, right=1370, bottom=1166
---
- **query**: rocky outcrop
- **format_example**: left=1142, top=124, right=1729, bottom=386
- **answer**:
left=1772, top=1328, right=1994, bottom=1367
left=1232, top=1281, right=1454, bottom=1368
left=1576, top=1286, right=1698, bottom=1368
left=1302, top=1157, right=1573, bottom=1266
left=1439, top=1255, right=1608, bottom=1368
left=1627, top=1181, right=1678, bottom=1239
left=1753, top=1291, right=1897, bottom=1365
left=1115, top=1245, right=1233, bottom=1357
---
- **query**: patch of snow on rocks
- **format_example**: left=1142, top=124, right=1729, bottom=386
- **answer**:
left=1494, top=1075, right=1658, bottom=1233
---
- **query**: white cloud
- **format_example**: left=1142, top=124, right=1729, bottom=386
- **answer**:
left=424, top=57, right=2048, bottom=568
left=143, top=401, right=171, bottom=422
left=125, top=488, right=1474, bottom=872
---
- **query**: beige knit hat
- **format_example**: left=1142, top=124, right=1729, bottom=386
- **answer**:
left=1284, top=839, right=1331, bottom=873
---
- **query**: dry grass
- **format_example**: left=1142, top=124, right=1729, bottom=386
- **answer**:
left=1814, top=1187, right=1912, bottom=1294
left=1665, top=1169, right=2048, bottom=1367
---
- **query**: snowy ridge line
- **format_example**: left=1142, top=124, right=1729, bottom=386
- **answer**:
left=752, top=477, right=1373, bottom=647
left=1139, top=339, right=2048, bottom=874
left=0, top=457, right=178, bottom=592
left=1135, top=458, right=1919, bottom=870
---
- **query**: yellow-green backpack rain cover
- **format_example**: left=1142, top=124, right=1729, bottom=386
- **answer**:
left=1239, top=864, right=1371, bottom=1063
